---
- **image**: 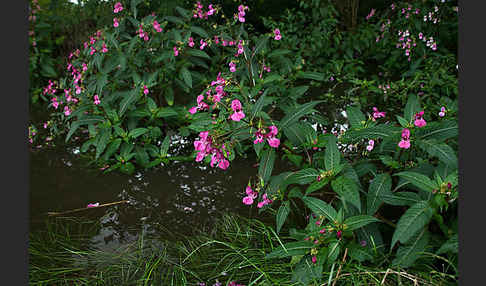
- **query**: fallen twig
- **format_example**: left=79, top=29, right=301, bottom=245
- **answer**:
left=46, top=200, right=130, bottom=216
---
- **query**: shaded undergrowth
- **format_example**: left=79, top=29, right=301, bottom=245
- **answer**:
left=29, top=215, right=457, bottom=286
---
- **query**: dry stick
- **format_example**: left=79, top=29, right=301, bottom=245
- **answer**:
left=46, top=200, right=130, bottom=216
left=381, top=268, right=391, bottom=285
left=331, top=247, right=348, bottom=286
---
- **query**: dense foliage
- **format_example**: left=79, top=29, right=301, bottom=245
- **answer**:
left=29, top=0, right=458, bottom=284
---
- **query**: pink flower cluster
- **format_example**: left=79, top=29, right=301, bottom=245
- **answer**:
left=193, top=2, right=216, bottom=19
left=242, top=185, right=272, bottom=208
left=230, top=99, right=245, bottom=121
left=366, top=139, right=374, bottom=151
left=235, top=40, right=244, bottom=56
left=366, top=8, right=376, bottom=20
left=413, top=111, right=426, bottom=127
left=438, top=106, right=446, bottom=117
left=113, top=2, right=123, bottom=13
left=189, top=73, right=227, bottom=114
left=396, top=30, right=417, bottom=61
left=253, top=125, right=280, bottom=148
left=137, top=24, right=149, bottom=41
left=153, top=20, right=163, bottom=33
left=236, top=4, right=248, bottom=22
left=199, top=39, right=207, bottom=50
left=424, top=7, right=440, bottom=24
left=229, top=61, right=236, bottom=73
left=194, top=131, right=230, bottom=170
left=398, top=128, right=411, bottom=149
left=372, top=107, right=386, bottom=120
left=28, top=0, right=41, bottom=46
left=273, top=29, right=281, bottom=40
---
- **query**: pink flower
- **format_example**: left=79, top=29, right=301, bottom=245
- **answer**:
left=366, top=8, right=376, bottom=20
left=229, top=62, right=236, bottom=73
left=94, top=94, right=101, bottom=105
left=101, top=43, right=108, bottom=53
left=173, top=46, right=179, bottom=56
left=273, top=28, right=281, bottom=40
left=438, top=106, right=446, bottom=117
left=87, top=203, right=100, bottom=208
left=188, top=37, right=194, bottom=47
left=267, top=137, right=280, bottom=148
left=143, top=85, right=149, bottom=95
left=372, top=107, right=386, bottom=120
left=243, top=196, right=254, bottom=205
left=113, top=2, right=123, bottom=13
left=269, top=125, right=278, bottom=136
left=366, top=139, right=374, bottom=151
left=64, top=106, right=71, bottom=116
left=398, top=139, right=411, bottom=149
left=414, top=111, right=427, bottom=127
left=337, top=230, right=342, bottom=239
left=230, top=99, right=245, bottom=121
left=153, top=20, right=163, bottom=32
left=312, top=256, right=317, bottom=264
left=199, top=39, right=207, bottom=50
left=113, top=17, right=119, bottom=27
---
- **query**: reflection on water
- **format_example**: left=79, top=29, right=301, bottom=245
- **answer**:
left=29, top=139, right=270, bottom=251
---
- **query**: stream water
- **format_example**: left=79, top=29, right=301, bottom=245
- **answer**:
left=29, top=137, right=283, bottom=251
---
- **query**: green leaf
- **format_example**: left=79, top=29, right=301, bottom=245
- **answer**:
left=291, top=256, right=323, bottom=285
left=296, top=71, right=324, bottom=81
left=391, top=201, right=433, bottom=248
left=276, top=201, right=290, bottom=234
left=344, top=215, right=380, bottom=231
left=119, top=89, right=139, bottom=117
left=305, top=177, right=331, bottom=195
left=416, top=120, right=458, bottom=141
left=346, top=105, right=366, bottom=129
left=380, top=192, right=422, bottom=206
left=190, top=26, right=209, bottom=38
left=436, top=234, right=458, bottom=254
left=180, top=67, right=192, bottom=88
left=186, top=49, right=211, bottom=59
left=340, top=124, right=400, bottom=143
left=258, top=148, right=276, bottom=183
left=288, top=85, right=309, bottom=98
left=396, top=115, right=410, bottom=128
left=366, top=173, right=392, bottom=215
left=392, top=229, right=429, bottom=268
left=268, top=49, right=291, bottom=58
left=327, top=241, right=341, bottom=264
left=164, top=15, right=185, bottom=25
left=102, top=138, right=122, bottom=161
left=395, top=171, right=438, bottom=193
left=284, top=168, right=319, bottom=185
left=253, top=35, right=269, bottom=56
left=119, top=162, right=135, bottom=175
left=156, top=107, right=178, bottom=118
left=95, top=127, right=112, bottom=160
left=250, top=89, right=268, bottom=120
left=301, top=196, right=337, bottom=222
left=418, top=140, right=457, bottom=168
left=175, top=6, right=190, bottom=18
left=128, top=128, right=149, bottom=138
left=283, top=121, right=315, bottom=147
left=160, top=133, right=172, bottom=157
left=266, top=241, right=315, bottom=259
left=325, top=136, right=340, bottom=171
left=279, top=101, right=324, bottom=129
left=65, top=116, right=105, bottom=142
left=331, top=176, right=361, bottom=212
left=404, top=94, right=421, bottom=122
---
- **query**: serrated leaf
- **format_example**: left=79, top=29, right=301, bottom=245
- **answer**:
left=276, top=201, right=290, bottom=234
left=119, top=89, right=139, bottom=117
left=340, top=124, right=400, bottom=143
left=297, top=71, right=324, bottom=81
left=190, top=26, right=209, bottom=38
left=380, top=192, right=422, bottom=206
left=160, top=133, right=171, bottom=157
left=344, top=215, right=380, bottom=231
left=266, top=241, right=315, bottom=259
left=366, top=173, right=392, bottom=215
left=392, top=229, right=429, bottom=268
left=268, top=49, right=291, bottom=58
left=279, top=101, right=324, bottom=129
left=436, top=234, right=458, bottom=254
left=346, top=105, right=366, bottom=129
left=416, top=120, right=458, bottom=141
left=396, top=115, right=410, bottom=128
left=404, top=94, right=421, bottom=122
left=288, top=85, right=309, bottom=98
left=180, top=67, right=192, bottom=88
left=418, top=140, right=457, bottom=168
left=65, top=116, right=105, bottom=142
left=284, top=168, right=319, bottom=185
left=325, top=136, right=340, bottom=171
left=128, top=128, right=149, bottom=138
left=301, top=196, right=337, bottom=222
left=331, top=176, right=361, bottom=212
left=395, top=171, right=438, bottom=193
left=95, top=127, right=112, bottom=160
left=102, top=138, right=122, bottom=161
left=186, top=49, right=211, bottom=59
left=305, top=177, right=331, bottom=195
left=258, top=148, right=276, bottom=183
left=253, top=35, right=268, bottom=56
left=391, top=201, right=433, bottom=248
left=156, top=107, right=178, bottom=118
